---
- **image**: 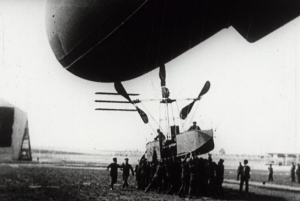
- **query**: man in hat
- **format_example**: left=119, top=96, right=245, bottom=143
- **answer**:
left=107, top=157, right=122, bottom=190
left=188, top=121, right=201, bottom=131
left=239, top=159, right=251, bottom=193
left=122, top=158, right=135, bottom=188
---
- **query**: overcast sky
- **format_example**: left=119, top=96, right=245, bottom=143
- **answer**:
left=1, top=0, right=299, bottom=155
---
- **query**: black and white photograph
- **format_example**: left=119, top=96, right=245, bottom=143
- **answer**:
left=1, top=0, right=300, bottom=200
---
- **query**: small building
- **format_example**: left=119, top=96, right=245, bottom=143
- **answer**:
left=0, top=99, right=32, bottom=161
left=266, top=153, right=299, bottom=166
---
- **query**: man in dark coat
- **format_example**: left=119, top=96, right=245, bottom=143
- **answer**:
left=177, top=153, right=190, bottom=198
left=154, top=129, right=166, bottom=141
left=188, top=154, right=197, bottom=199
left=291, top=162, right=296, bottom=182
left=268, top=164, right=273, bottom=181
left=138, top=159, right=150, bottom=190
left=239, top=159, right=251, bottom=193
left=296, top=163, right=300, bottom=184
left=107, top=158, right=122, bottom=190
left=188, top=121, right=201, bottom=131
left=216, top=159, right=224, bottom=196
left=122, top=158, right=135, bottom=188
left=237, top=162, right=243, bottom=181
left=145, top=160, right=165, bottom=193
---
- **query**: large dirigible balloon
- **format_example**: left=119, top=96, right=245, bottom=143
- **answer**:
left=46, top=0, right=300, bottom=83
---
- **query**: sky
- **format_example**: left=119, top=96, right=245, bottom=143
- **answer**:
left=0, top=0, right=299, bottom=155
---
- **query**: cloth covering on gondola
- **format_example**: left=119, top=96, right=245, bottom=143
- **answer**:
left=176, top=129, right=214, bottom=156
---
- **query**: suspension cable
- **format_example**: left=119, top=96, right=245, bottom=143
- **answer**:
left=140, top=102, right=160, bottom=130
left=175, top=101, right=185, bottom=132
left=189, top=100, right=200, bottom=127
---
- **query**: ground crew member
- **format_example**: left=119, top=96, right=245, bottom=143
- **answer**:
left=122, top=158, right=134, bottom=188
left=188, top=154, right=197, bottom=199
left=145, top=160, right=165, bottom=193
left=107, top=158, right=122, bottom=190
left=188, top=121, right=201, bottom=131
left=216, top=159, right=224, bottom=196
left=296, top=163, right=300, bottom=184
left=291, top=163, right=296, bottom=182
left=237, top=162, right=243, bottom=181
left=268, top=164, right=273, bottom=181
left=154, top=129, right=166, bottom=141
left=177, top=153, right=190, bottom=198
left=239, top=159, right=250, bottom=193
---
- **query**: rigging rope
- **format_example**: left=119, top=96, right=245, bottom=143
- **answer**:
left=170, top=102, right=176, bottom=126
left=140, top=102, right=160, bottom=131
left=175, top=101, right=185, bottom=132
left=188, top=100, right=200, bottom=127
left=164, top=102, right=168, bottom=138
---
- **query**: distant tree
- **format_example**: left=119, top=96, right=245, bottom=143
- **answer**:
left=219, top=148, right=225, bottom=155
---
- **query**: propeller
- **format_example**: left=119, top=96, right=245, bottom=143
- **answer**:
left=159, top=64, right=170, bottom=98
left=159, top=64, right=166, bottom=87
left=180, top=81, right=211, bottom=119
left=114, top=82, right=149, bottom=124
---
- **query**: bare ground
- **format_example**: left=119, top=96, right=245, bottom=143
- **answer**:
left=0, top=164, right=299, bottom=201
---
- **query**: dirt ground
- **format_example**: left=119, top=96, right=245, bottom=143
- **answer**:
left=0, top=164, right=299, bottom=201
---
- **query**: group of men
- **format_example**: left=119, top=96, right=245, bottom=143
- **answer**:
left=154, top=121, right=201, bottom=142
left=291, top=162, right=300, bottom=183
left=236, top=160, right=251, bottom=193
left=237, top=160, right=300, bottom=190
left=106, top=157, right=134, bottom=190
left=135, top=153, right=224, bottom=198
left=107, top=154, right=224, bottom=198
left=267, top=162, right=300, bottom=183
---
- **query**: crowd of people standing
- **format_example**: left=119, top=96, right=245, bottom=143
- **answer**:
left=107, top=155, right=300, bottom=199
left=135, top=153, right=224, bottom=199
left=291, top=162, right=300, bottom=183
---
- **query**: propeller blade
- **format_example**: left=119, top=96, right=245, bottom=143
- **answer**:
left=159, top=64, right=170, bottom=98
left=198, top=81, right=210, bottom=98
left=114, top=82, right=148, bottom=124
left=114, top=82, right=134, bottom=104
left=136, top=106, right=149, bottom=123
left=159, top=64, right=166, bottom=87
left=180, top=81, right=211, bottom=119
left=180, top=101, right=195, bottom=120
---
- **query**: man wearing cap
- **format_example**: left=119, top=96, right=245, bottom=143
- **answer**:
left=239, top=159, right=251, bottom=193
left=188, top=121, right=201, bottom=131
left=122, top=158, right=135, bottom=188
left=107, top=157, right=122, bottom=190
